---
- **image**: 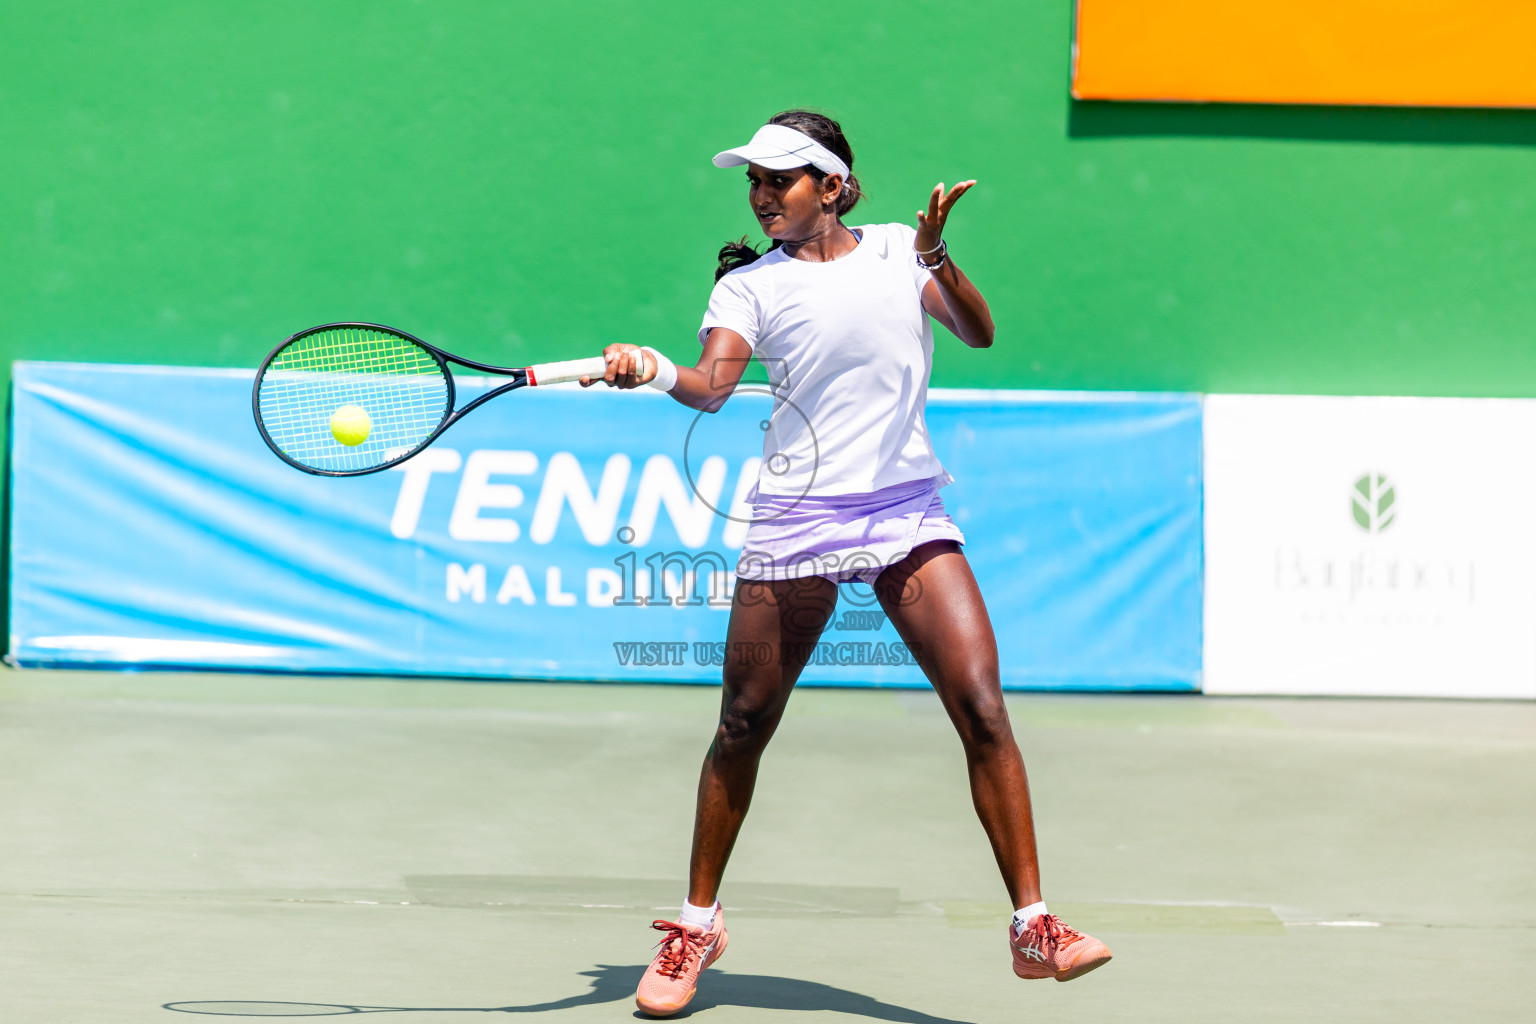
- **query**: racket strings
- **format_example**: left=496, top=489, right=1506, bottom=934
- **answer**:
left=257, top=327, right=450, bottom=473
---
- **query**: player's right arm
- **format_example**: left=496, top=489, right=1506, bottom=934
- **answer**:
left=583, top=328, right=752, bottom=413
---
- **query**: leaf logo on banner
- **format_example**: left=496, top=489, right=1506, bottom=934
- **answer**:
left=1351, top=473, right=1396, bottom=533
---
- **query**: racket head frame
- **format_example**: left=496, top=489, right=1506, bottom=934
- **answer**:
left=251, top=321, right=530, bottom=478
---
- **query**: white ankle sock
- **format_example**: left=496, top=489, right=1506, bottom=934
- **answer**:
left=1012, top=901, right=1049, bottom=933
left=679, top=899, right=717, bottom=929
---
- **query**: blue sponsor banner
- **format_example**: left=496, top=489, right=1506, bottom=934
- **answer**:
left=8, top=362, right=1202, bottom=690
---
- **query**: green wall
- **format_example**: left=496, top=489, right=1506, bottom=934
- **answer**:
left=4, top=1, right=1535, bottom=403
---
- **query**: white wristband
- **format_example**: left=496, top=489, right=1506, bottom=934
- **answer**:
left=640, top=346, right=678, bottom=393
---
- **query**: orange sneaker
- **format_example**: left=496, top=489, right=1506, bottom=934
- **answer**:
left=1010, top=914, right=1112, bottom=982
left=635, top=910, right=729, bottom=1017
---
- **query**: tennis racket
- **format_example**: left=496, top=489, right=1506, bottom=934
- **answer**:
left=252, top=322, right=609, bottom=477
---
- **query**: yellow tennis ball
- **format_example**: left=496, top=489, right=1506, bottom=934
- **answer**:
left=330, top=404, right=372, bottom=446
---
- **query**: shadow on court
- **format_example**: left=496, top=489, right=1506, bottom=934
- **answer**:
left=164, top=963, right=976, bottom=1023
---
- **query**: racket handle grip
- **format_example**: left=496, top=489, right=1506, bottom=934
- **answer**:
left=525, top=356, right=610, bottom=387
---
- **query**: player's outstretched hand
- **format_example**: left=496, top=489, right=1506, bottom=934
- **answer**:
left=915, top=180, right=976, bottom=256
left=581, top=343, right=657, bottom=388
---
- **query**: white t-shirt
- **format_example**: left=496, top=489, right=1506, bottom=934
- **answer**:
left=699, top=222, right=946, bottom=497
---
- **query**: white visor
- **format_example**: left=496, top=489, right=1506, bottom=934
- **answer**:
left=712, top=124, right=851, bottom=181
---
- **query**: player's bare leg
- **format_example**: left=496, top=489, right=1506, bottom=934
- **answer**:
left=875, top=540, right=1111, bottom=981
left=632, top=577, right=835, bottom=1019
left=874, top=541, right=1041, bottom=905
left=637, top=576, right=838, bottom=1016
left=687, top=575, right=838, bottom=906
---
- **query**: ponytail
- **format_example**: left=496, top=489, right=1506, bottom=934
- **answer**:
left=715, top=237, right=782, bottom=282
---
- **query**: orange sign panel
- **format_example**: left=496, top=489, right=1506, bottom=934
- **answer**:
left=1073, top=1, right=1536, bottom=108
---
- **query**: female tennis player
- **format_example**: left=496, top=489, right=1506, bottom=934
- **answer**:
left=586, top=110, right=1111, bottom=1016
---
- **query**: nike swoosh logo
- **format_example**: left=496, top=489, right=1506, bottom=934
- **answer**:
left=878, top=239, right=889, bottom=259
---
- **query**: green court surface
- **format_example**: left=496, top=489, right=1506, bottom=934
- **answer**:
left=1, top=669, right=1530, bottom=1022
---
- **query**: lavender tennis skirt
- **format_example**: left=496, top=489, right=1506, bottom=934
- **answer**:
left=735, top=475, right=965, bottom=584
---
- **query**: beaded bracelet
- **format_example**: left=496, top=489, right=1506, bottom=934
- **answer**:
left=916, top=239, right=948, bottom=270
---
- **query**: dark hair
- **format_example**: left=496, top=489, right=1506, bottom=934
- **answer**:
left=714, top=110, right=862, bottom=282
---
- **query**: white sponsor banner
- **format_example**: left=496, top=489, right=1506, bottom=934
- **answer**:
left=1204, top=395, right=1536, bottom=699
